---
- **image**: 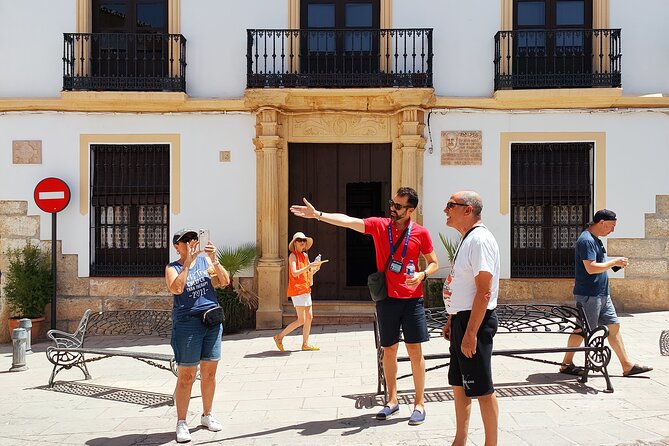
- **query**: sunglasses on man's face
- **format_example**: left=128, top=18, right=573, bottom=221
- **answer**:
left=445, top=201, right=469, bottom=210
left=295, top=238, right=307, bottom=243
left=181, top=235, right=198, bottom=243
left=388, top=199, right=411, bottom=211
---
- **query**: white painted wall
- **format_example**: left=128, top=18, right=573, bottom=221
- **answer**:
left=612, top=1, right=669, bottom=95
left=394, top=0, right=499, bottom=97
left=182, top=0, right=287, bottom=98
left=0, top=0, right=76, bottom=97
left=422, top=110, right=669, bottom=279
left=1, top=1, right=669, bottom=98
left=0, top=112, right=257, bottom=276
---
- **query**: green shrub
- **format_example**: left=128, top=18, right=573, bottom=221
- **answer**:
left=425, top=278, right=445, bottom=309
left=4, top=242, right=53, bottom=318
left=215, top=242, right=258, bottom=333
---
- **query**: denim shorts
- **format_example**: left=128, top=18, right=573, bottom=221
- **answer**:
left=574, top=294, right=619, bottom=329
left=170, top=313, right=222, bottom=366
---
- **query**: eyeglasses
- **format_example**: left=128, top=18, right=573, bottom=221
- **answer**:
left=295, top=238, right=307, bottom=243
left=179, top=235, right=198, bottom=243
left=388, top=199, right=411, bottom=211
left=445, top=202, right=469, bottom=210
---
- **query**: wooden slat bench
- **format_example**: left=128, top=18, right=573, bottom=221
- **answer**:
left=373, top=303, right=614, bottom=398
left=46, top=309, right=176, bottom=387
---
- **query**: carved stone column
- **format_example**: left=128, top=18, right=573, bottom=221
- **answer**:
left=254, top=110, right=284, bottom=329
left=398, top=109, right=426, bottom=202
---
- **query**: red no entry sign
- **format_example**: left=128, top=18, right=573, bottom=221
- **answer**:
left=34, top=177, right=70, bottom=213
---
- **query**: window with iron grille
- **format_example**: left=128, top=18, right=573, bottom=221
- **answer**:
left=90, top=144, right=170, bottom=276
left=511, top=142, right=593, bottom=278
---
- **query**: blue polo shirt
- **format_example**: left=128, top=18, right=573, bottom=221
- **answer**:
left=573, top=230, right=609, bottom=297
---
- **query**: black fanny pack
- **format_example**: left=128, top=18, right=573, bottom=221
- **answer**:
left=202, top=306, right=224, bottom=327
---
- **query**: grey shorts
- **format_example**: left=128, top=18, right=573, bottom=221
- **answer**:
left=574, top=294, right=619, bottom=329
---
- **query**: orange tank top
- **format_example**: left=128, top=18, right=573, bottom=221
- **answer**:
left=287, top=250, right=311, bottom=297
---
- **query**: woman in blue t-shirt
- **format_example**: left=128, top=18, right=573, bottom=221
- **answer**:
left=165, top=229, right=230, bottom=443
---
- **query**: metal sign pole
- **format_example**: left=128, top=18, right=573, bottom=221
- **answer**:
left=51, top=212, right=57, bottom=330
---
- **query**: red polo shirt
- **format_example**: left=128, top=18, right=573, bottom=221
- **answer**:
left=364, top=217, right=434, bottom=299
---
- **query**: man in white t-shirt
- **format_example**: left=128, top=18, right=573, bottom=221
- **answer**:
left=441, top=191, right=500, bottom=446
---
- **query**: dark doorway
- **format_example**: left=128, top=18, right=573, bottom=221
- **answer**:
left=289, top=143, right=391, bottom=300
left=300, top=0, right=380, bottom=80
left=92, top=0, right=169, bottom=83
left=513, top=0, right=593, bottom=88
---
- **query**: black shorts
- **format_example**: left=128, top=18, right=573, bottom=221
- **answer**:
left=448, top=309, right=498, bottom=397
left=376, top=297, right=429, bottom=347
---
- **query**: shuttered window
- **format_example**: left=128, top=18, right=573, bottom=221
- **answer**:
left=90, top=144, right=169, bottom=276
left=511, top=142, right=593, bottom=277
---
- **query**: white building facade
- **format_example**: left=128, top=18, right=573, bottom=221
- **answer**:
left=1, top=0, right=668, bottom=340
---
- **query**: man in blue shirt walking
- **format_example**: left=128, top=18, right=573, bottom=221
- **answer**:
left=560, top=209, right=652, bottom=377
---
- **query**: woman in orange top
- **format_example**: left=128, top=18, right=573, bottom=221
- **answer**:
left=273, top=232, right=321, bottom=351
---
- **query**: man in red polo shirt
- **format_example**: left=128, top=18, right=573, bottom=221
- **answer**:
left=290, top=187, right=439, bottom=425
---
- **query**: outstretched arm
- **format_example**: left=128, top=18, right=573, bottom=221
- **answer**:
left=290, top=197, right=365, bottom=233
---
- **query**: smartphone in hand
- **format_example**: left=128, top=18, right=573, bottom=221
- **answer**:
left=198, top=229, right=210, bottom=253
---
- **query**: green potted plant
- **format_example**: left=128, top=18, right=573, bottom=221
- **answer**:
left=215, top=242, right=258, bottom=334
left=4, top=242, right=53, bottom=342
left=424, top=233, right=460, bottom=308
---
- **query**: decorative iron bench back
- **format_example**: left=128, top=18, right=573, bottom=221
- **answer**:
left=425, top=304, right=584, bottom=335
left=86, top=310, right=172, bottom=337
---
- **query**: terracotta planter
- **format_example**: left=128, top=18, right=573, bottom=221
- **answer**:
left=8, top=317, right=45, bottom=344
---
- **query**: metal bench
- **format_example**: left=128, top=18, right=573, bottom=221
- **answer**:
left=373, top=303, right=614, bottom=398
left=46, top=309, right=176, bottom=387
left=660, top=330, right=669, bottom=356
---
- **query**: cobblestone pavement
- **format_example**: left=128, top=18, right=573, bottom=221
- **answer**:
left=0, top=310, right=668, bottom=445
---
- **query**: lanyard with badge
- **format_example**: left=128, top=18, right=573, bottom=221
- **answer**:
left=387, top=221, right=413, bottom=273
left=443, top=225, right=483, bottom=311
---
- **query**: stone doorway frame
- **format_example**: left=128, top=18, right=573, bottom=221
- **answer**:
left=246, top=88, right=435, bottom=328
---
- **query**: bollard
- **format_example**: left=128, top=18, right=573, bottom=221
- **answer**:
left=10, top=328, right=28, bottom=372
left=18, top=318, right=32, bottom=354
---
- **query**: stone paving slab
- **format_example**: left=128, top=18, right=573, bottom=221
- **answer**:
left=0, top=310, right=668, bottom=445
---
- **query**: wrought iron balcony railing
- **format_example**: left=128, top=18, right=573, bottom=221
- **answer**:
left=63, top=33, right=187, bottom=92
left=494, top=28, right=621, bottom=90
left=247, top=28, right=433, bottom=88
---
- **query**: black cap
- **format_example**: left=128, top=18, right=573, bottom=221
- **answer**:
left=172, top=228, right=198, bottom=244
left=587, top=209, right=617, bottom=226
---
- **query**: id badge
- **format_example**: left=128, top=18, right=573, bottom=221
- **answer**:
left=389, top=259, right=403, bottom=273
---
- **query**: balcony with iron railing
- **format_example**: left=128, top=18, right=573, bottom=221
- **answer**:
left=247, top=28, right=433, bottom=88
left=63, top=33, right=187, bottom=92
left=494, top=28, right=621, bottom=90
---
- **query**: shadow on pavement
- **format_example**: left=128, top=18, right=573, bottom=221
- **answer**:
left=243, top=350, right=292, bottom=358
left=85, top=431, right=176, bottom=445
left=220, top=413, right=403, bottom=441
left=36, top=381, right=174, bottom=408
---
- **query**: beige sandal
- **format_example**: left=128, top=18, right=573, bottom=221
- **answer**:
left=301, top=345, right=319, bottom=351
left=273, top=335, right=285, bottom=352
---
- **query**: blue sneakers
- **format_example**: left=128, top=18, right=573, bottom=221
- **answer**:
left=408, top=408, right=426, bottom=425
left=375, top=404, right=400, bottom=420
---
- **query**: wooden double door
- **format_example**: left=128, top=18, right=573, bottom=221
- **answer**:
left=288, top=143, right=391, bottom=300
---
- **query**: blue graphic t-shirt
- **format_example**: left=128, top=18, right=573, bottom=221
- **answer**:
left=169, top=256, right=219, bottom=318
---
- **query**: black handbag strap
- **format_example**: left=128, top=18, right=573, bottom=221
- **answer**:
left=381, top=224, right=409, bottom=272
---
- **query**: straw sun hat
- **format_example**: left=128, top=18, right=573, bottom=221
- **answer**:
left=288, top=232, right=313, bottom=251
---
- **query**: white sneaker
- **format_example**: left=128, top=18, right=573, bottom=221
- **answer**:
left=201, top=413, right=223, bottom=432
left=176, top=420, right=191, bottom=443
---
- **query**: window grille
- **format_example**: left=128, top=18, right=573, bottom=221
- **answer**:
left=90, top=144, right=170, bottom=276
left=511, top=142, right=593, bottom=277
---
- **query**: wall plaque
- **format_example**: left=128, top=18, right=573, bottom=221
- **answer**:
left=13, top=140, right=42, bottom=164
left=440, top=131, right=482, bottom=165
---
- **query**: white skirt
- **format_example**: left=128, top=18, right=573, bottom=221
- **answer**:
left=290, top=293, right=312, bottom=307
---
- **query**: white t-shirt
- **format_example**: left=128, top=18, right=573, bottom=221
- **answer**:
left=448, top=225, right=500, bottom=314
